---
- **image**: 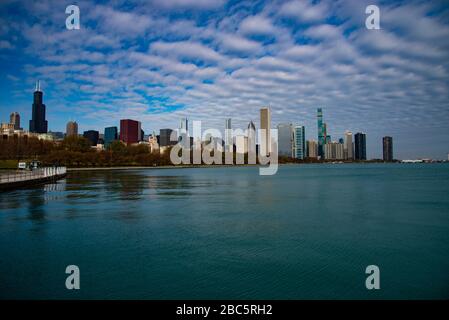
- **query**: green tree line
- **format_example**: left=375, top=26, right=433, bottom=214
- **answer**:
left=0, top=136, right=322, bottom=168
left=0, top=136, right=173, bottom=167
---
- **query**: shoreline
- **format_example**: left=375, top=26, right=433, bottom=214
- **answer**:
left=65, top=161, right=441, bottom=172
left=67, top=164, right=260, bottom=171
left=1, top=161, right=445, bottom=173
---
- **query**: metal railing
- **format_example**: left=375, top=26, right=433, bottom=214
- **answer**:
left=0, top=167, right=67, bottom=184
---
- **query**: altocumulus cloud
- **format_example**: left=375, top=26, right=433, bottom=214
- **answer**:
left=0, top=0, right=448, bottom=159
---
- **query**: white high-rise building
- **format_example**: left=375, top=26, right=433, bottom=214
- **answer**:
left=307, top=140, right=318, bottom=158
left=235, top=135, right=248, bottom=154
left=179, top=117, right=189, bottom=146
left=225, top=118, right=232, bottom=152
left=247, top=121, right=256, bottom=157
left=324, top=141, right=345, bottom=160
left=180, top=118, right=188, bottom=131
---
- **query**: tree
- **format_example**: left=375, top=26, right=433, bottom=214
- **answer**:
left=61, top=136, right=91, bottom=152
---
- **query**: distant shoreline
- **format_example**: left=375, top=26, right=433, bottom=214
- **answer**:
left=67, top=164, right=259, bottom=171
left=1, top=161, right=446, bottom=172
left=65, top=161, right=448, bottom=172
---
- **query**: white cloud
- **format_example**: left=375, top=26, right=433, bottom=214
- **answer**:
left=150, top=0, right=226, bottom=10
left=150, top=41, right=223, bottom=62
left=239, top=15, right=276, bottom=35
left=218, top=33, right=263, bottom=54
left=279, top=0, right=328, bottom=23
left=89, top=5, right=153, bottom=36
left=283, top=45, right=320, bottom=59
left=304, top=24, right=342, bottom=40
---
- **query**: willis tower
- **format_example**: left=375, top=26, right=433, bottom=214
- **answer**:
left=29, top=80, right=48, bottom=133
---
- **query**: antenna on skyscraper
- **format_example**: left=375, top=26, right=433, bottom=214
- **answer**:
left=35, top=80, right=41, bottom=92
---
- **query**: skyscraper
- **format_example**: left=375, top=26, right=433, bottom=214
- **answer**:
left=344, top=131, right=353, bottom=160
left=293, top=126, right=306, bottom=159
left=277, top=123, right=293, bottom=157
left=335, top=142, right=344, bottom=160
left=306, top=140, right=318, bottom=158
left=317, top=108, right=325, bottom=158
left=29, top=81, right=48, bottom=133
left=324, top=141, right=344, bottom=160
left=383, top=136, right=393, bottom=162
left=354, top=132, right=367, bottom=160
left=104, top=126, right=118, bottom=147
left=247, top=121, right=256, bottom=156
left=235, top=135, right=248, bottom=154
left=179, top=118, right=188, bottom=132
left=83, top=130, right=99, bottom=146
left=323, top=123, right=329, bottom=144
left=160, top=128, right=176, bottom=147
left=66, top=121, right=78, bottom=137
left=120, top=119, right=141, bottom=144
left=225, top=118, right=232, bottom=152
left=178, top=118, right=189, bottom=147
left=260, top=107, right=271, bottom=156
left=10, top=112, right=20, bottom=130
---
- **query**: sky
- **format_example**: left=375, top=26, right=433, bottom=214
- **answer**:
left=0, top=0, right=448, bottom=159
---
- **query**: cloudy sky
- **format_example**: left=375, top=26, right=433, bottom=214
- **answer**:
left=0, top=0, right=448, bottom=159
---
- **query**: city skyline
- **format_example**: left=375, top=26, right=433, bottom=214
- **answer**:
left=0, top=85, right=428, bottom=161
left=1, top=1, right=449, bottom=159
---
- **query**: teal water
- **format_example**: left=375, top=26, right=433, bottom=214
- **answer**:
left=0, top=164, right=448, bottom=299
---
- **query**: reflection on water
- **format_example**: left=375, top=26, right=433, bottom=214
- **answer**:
left=101, top=171, right=146, bottom=200
left=148, top=175, right=201, bottom=197
left=26, top=189, right=46, bottom=222
left=0, top=181, right=64, bottom=219
left=66, top=170, right=204, bottom=201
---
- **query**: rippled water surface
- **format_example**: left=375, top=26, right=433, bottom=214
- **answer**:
left=1, top=164, right=448, bottom=299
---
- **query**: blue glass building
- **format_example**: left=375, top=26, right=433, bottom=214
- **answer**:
left=83, top=130, right=99, bottom=146
left=294, top=126, right=306, bottom=159
left=354, top=132, right=367, bottom=160
left=104, top=126, right=118, bottom=147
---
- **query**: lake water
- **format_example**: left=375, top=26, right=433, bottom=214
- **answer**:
left=0, top=164, right=448, bottom=299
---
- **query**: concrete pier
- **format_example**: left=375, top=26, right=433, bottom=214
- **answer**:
left=0, top=167, right=67, bottom=191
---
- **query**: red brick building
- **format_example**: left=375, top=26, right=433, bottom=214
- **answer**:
left=120, top=119, right=141, bottom=144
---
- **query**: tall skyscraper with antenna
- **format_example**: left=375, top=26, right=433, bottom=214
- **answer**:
left=29, top=81, right=48, bottom=133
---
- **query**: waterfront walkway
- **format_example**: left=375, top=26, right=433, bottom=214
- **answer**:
left=0, top=167, right=67, bottom=190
